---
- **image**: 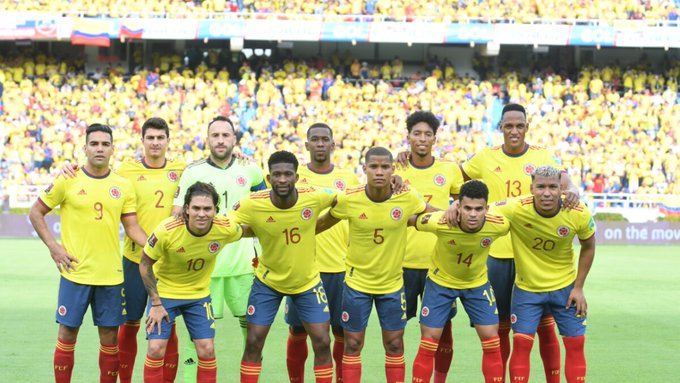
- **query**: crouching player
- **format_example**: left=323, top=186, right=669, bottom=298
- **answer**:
left=139, top=182, right=249, bottom=383
left=410, top=180, right=507, bottom=383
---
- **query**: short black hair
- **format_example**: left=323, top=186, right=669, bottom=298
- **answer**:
left=364, top=146, right=393, bottom=163
left=459, top=180, right=489, bottom=203
left=268, top=150, right=299, bottom=171
left=85, top=123, right=113, bottom=142
left=307, top=122, right=333, bottom=139
left=184, top=181, right=220, bottom=214
left=207, top=116, right=236, bottom=135
left=406, top=111, right=440, bottom=134
left=142, top=117, right=170, bottom=138
left=501, top=103, right=527, bottom=120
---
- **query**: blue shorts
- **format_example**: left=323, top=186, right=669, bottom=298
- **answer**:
left=286, top=272, right=345, bottom=328
left=146, top=296, right=214, bottom=340
left=55, top=277, right=125, bottom=328
left=403, top=268, right=428, bottom=320
left=248, top=277, right=330, bottom=326
left=123, top=257, right=147, bottom=321
left=487, top=256, right=515, bottom=319
left=511, top=284, right=587, bottom=337
left=420, top=278, right=496, bottom=328
left=341, top=284, right=406, bottom=332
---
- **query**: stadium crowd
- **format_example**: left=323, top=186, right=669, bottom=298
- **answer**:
left=1, top=50, right=679, bottom=207
left=1, top=0, right=679, bottom=22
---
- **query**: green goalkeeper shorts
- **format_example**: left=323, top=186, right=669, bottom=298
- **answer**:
left=209, top=274, right=254, bottom=318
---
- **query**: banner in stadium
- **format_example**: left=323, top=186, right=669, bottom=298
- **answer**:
left=492, top=24, right=571, bottom=46
left=445, top=23, right=494, bottom=43
left=613, top=26, right=680, bottom=48
left=0, top=16, right=60, bottom=40
left=197, top=19, right=245, bottom=39
left=120, top=18, right=144, bottom=39
left=369, top=22, right=447, bottom=43
left=141, top=18, right=198, bottom=40
left=568, top=25, right=616, bottom=46
left=321, top=22, right=370, bottom=42
left=245, top=20, right=322, bottom=41
left=71, top=18, right=112, bottom=47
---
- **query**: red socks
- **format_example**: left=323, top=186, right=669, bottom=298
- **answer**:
left=197, top=357, right=217, bottom=383
left=433, top=321, right=453, bottom=383
left=481, top=336, right=504, bottom=383
left=385, top=352, right=405, bottom=383
left=99, top=343, right=119, bottom=383
left=118, top=322, right=140, bottom=383
left=314, top=364, right=334, bottom=383
left=163, top=323, right=179, bottom=382
left=54, top=338, right=75, bottom=383
left=286, top=329, right=309, bottom=383
left=563, top=336, right=586, bottom=383
left=240, top=361, right=262, bottom=383
left=342, top=354, right=361, bottom=383
left=498, top=319, right=512, bottom=376
left=144, top=355, right=164, bottom=382
left=509, top=333, right=534, bottom=382
left=537, top=315, right=561, bottom=383
left=332, top=333, right=345, bottom=382
left=412, top=337, right=438, bottom=383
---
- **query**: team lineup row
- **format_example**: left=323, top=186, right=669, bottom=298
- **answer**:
left=28, top=105, right=595, bottom=383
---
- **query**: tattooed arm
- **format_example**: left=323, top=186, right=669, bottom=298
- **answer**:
left=139, top=253, right=169, bottom=335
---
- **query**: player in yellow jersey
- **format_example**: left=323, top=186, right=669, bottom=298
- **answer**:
left=317, top=147, right=434, bottom=383
left=285, top=123, right=360, bottom=383
left=232, top=151, right=335, bottom=383
left=395, top=111, right=464, bottom=383
left=461, top=104, right=580, bottom=381
left=140, top=182, right=246, bottom=383
left=60, top=118, right=185, bottom=382
left=29, top=123, right=148, bottom=383
left=492, top=166, right=596, bottom=383
left=410, top=180, right=507, bottom=383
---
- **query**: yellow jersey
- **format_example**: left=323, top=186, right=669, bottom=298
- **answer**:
left=493, top=197, right=596, bottom=292
left=38, top=169, right=136, bottom=285
left=395, top=159, right=464, bottom=269
left=330, top=186, right=426, bottom=294
left=117, top=158, right=184, bottom=263
left=416, top=211, right=509, bottom=289
left=143, top=216, right=243, bottom=299
left=461, top=145, right=562, bottom=259
left=230, top=187, right=336, bottom=294
left=297, top=164, right=360, bottom=272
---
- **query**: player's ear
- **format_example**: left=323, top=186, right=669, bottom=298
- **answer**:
left=295, top=173, right=299, bottom=182
left=266, top=174, right=271, bottom=185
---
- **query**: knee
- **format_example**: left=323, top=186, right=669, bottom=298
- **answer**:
left=147, top=342, right=167, bottom=359
left=383, top=337, right=403, bottom=354
left=58, top=325, right=79, bottom=343
left=310, top=331, right=331, bottom=351
left=344, top=336, right=363, bottom=354
left=195, top=342, right=215, bottom=359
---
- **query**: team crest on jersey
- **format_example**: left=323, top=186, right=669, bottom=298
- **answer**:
left=523, top=163, right=536, bottom=176
left=45, top=183, right=54, bottom=193
left=480, top=237, right=492, bottom=248
left=334, top=179, right=346, bottom=191
left=109, top=187, right=121, bottom=199
left=301, top=207, right=313, bottom=220
left=421, top=306, right=430, bottom=317
left=148, top=233, right=158, bottom=248
left=557, top=225, right=570, bottom=237
left=510, top=314, right=518, bottom=324
left=208, top=241, right=220, bottom=253
left=58, top=305, right=67, bottom=316
left=390, top=207, right=403, bottom=221
left=167, top=171, right=178, bottom=182
left=433, top=174, right=446, bottom=186
left=236, top=175, right=247, bottom=187
left=247, top=305, right=255, bottom=316
left=341, top=311, right=349, bottom=322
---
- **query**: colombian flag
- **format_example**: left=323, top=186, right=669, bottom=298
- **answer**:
left=120, top=19, right=143, bottom=39
left=71, top=18, right=110, bottom=47
left=659, top=195, right=680, bottom=216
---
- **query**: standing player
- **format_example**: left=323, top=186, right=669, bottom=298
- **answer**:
left=460, top=104, right=579, bottom=381
left=140, top=182, right=247, bottom=383
left=317, top=147, right=433, bottom=383
left=172, top=116, right=266, bottom=379
left=395, top=111, right=464, bottom=383
left=232, top=151, right=335, bottom=383
left=60, top=117, right=185, bottom=383
left=285, top=123, right=360, bottom=383
left=29, top=123, right=148, bottom=383
left=410, top=180, right=507, bottom=383
left=493, top=166, right=595, bottom=383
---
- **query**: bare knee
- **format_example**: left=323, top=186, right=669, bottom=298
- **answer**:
left=58, top=325, right=79, bottom=343
left=194, top=340, right=215, bottom=359
left=383, top=336, right=403, bottom=354
left=344, top=335, right=363, bottom=355
left=147, top=340, right=168, bottom=359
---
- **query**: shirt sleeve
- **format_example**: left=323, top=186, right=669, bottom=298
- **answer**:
left=490, top=198, right=517, bottom=224
left=449, top=165, right=464, bottom=196
left=317, top=188, right=337, bottom=210
left=409, top=188, right=427, bottom=216
left=220, top=218, right=244, bottom=243
left=576, top=205, right=597, bottom=240
left=250, top=165, right=267, bottom=191
left=121, top=182, right=137, bottom=216
left=229, top=197, right=251, bottom=225
left=173, top=170, right=193, bottom=207
left=415, top=211, right=443, bottom=233
left=38, top=176, right=66, bottom=210
left=461, top=152, right=482, bottom=179
left=143, top=228, right=164, bottom=261
left=329, top=192, right=348, bottom=220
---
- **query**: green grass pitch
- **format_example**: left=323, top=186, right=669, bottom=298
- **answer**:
left=1, top=239, right=679, bottom=382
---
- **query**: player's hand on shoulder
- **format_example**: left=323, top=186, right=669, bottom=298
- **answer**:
left=395, top=150, right=410, bottom=168
left=391, top=175, right=405, bottom=193
left=233, top=151, right=255, bottom=166
left=50, top=244, right=78, bottom=273
left=443, top=200, right=461, bottom=228
left=562, top=188, right=580, bottom=211
left=59, top=162, right=79, bottom=179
